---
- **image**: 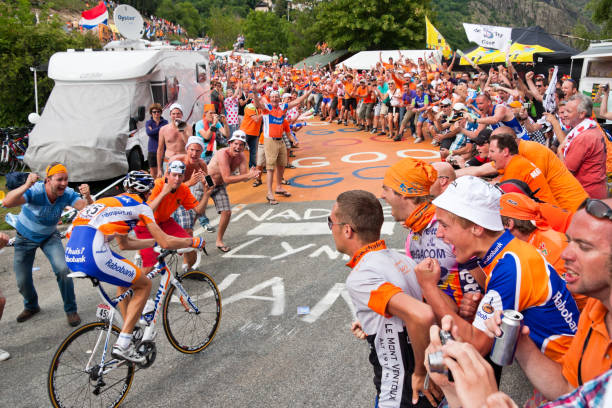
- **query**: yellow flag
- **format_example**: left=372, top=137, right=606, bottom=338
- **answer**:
left=425, top=16, right=452, bottom=59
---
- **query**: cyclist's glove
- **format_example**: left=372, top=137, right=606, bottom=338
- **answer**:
left=191, top=237, right=205, bottom=249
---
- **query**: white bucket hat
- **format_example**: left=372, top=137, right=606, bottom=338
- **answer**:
left=228, top=130, right=247, bottom=144
left=433, top=176, right=504, bottom=231
left=169, top=103, right=183, bottom=114
left=186, top=136, right=205, bottom=150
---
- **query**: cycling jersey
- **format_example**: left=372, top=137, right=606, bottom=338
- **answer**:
left=66, top=193, right=155, bottom=287
left=406, top=216, right=483, bottom=306
left=490, top=105, right=528, bottom=140
left=345, top=240, right=429, bottom=408
left=474, top=230, right=579, bottom=362
left=261, top=102, right=288, bottom=139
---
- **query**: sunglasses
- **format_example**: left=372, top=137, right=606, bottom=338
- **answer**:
left=327, top=216, right=355, bottom=231
left=580, top=199, right=612, bottom=221
left=151, top=110, right=162, bottom=114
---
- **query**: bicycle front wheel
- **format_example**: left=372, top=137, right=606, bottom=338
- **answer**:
left=163, top=270, right=221, bottom=353
left=48, top=321, right=135, bottom=408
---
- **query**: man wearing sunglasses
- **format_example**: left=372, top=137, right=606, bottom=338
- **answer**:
left=145, top=103, right=168, bottom=177
left=329, top=190, right=440, bottom=407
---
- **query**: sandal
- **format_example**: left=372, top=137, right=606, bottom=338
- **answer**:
left=216, top=245, right=231, bottom=253
left=252, top=179, right=262, bottom=187
left=266, top=196, right=279, bottom=205
left=275, top=190, right=291, bottom=197
left=281, top=179, right=291, bottom=185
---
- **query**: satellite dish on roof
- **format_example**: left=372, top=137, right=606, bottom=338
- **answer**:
left=113, top=4, right=145, bottom=41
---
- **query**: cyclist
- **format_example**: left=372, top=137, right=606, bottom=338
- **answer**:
left=65, top=171, right=205, bottom=363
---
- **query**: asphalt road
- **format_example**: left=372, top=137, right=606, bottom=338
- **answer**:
left=0, top=199, right=531, bottom=408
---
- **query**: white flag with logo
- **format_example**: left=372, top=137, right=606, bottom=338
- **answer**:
left=463, top=23, right=512, bottom=50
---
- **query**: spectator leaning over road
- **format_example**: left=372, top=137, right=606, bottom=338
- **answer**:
left=423, top=198, right=612, bottom=408
left=205, top=131, right=260, bottom=252
left=145, top=103, right=168, bottom=177
left=559, top=94, right=607, bottom=199
left=156, top=103, right=191, bottom=177
left=487, top=132, right=559, bottom=206
left=413, top=176, right=578, bottom=365
left=0, top=232, right=11, bottom=361
left=330, top=190, right=440, bottom=408
left=2, top=163, right=93, bottom=327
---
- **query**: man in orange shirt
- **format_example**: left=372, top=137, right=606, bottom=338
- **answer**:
left=340, top=73, right=356, bottom=126
left=239, top=97, right=262, bottom=168
left=134, top=160, right=207, bottom=273
left=488, top=132, right=559, bottom=206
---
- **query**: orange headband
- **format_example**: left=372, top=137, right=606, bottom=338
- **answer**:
left=383, top=158, right=437, bottom=197
left=46, top=163, right=68, bottom=178
left=499, top=193, right=548, bottom=229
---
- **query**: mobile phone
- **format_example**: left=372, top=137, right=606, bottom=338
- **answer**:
left=205, top=175, right=214, bottom=187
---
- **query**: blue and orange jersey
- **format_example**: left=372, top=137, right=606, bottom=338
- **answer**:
left=262, top=102, right=288, bottom=139
left=71, top=193, right=155, bottom=236
left=474, top=230, right=579, bottom=362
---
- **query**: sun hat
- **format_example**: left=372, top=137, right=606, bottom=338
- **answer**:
left=228, top=130, right=247, bottom=144
left=169, top=103, right=183, bottom=114
left=186, top=136, right=205, bottom=150
left=433, top=176, right=504, bottom=231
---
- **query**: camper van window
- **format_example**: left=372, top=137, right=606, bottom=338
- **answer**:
left=151, top=81, right=167, bottom=106
left=166, top=77, right=179, bottom=104
left=197, top=63, right=208, bottom=83
left=587, top=58, right=612, bottom=78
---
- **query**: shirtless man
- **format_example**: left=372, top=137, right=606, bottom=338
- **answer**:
left=206, top=130, right=260, bottom=252
left=157, top=103, right=192, bottom=177
left=461, top=93, right=527, bottom=141
left=168, top=137, right=213, bottom=265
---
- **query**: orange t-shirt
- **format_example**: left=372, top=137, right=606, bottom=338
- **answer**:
left=344, top=82, right=355, bottom=99
left=240, top=105, right=261, bottom=136
left=518, top=140, right=588, bottom=212
left=146, top=178, right=198, bottom=223
left=561, top=298, right=612, bottom=387
left=356, top=85, right=368, bottom=103
left=499, top=155, right=559, bottom=206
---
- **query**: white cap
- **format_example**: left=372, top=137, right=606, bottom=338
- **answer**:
left=229, top=129, right=247, bottom=144
left=167, top=160, right=186, bottom=174
left=441, top=98, right=452, bottom=106
left=169, top=103, right=183, bottom=114
left=433, top=176, right=504, bottom=231
left=186, top=136, right=205, bottom=150
left=403, top=73, right=411, bottom=78
left=282, top=93, right=291, bottom=99
left=453, top=102, right=467, bottom=111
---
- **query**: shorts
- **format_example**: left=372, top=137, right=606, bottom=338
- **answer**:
left=66, top=226, right=141, bottom=287
left=390, top=106, right=400, bottom=116
left=210, top=184, right=231, bottom=213
left=364, top=103, right=374, bottom=119
left=344, top=98, right=356, bottom=110
left=357, top=102, right=367, bottom=120
left=264, top=138, right=287, bottom=170
left=374, top=103, right=382, bottom=117
left=322, top=97, right=331, bottom=105
left=134, top=219, right=190, bottom=268
left=401, top=110, right=414, bottom=127
left=256, top=143, right=266, bottom=167
left=417, top=112, right=428, bottom=123
left=379, top=103, right=389, bottom=116
left=147, top=152, right=158, bottom=168
left=330, top=97, right=338, bottom=111
left=440, top=138, right=453, bottom=150
left=172, top=182, right=204, bottom=230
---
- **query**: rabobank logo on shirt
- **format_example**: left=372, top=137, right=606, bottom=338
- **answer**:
left=65, top=247, right=86, bottom=263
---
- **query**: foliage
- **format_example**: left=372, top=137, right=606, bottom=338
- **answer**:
left=588, top=0, right=612, bottom=37
left=205, top=8, right=245, bottom=50
left=0, top=0, right=100, bottom=127
left=155, top=0, right=202, bottom=37
left=244, top=11, right=289, bottom=56
left=312, top=0, right=431, bottom=52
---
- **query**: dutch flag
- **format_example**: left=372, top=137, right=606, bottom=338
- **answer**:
left=79, top=1, right=108, bottom=29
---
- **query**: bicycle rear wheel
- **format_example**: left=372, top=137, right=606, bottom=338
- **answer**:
left=163, top=270, right=221, bottom=353
left=48, top=321, right=135, bottom=408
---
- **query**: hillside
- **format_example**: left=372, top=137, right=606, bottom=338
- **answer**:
left=432, top=0, right=595, bottom=50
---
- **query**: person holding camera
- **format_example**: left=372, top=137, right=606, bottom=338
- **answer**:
left=598, top=83, right=612, bottom=120
left=196, top=104, right=230, bottom=164
left=156, top=103, right=192, bottom=178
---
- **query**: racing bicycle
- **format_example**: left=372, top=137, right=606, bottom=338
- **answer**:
left=47, top=247, right=222, bottom=408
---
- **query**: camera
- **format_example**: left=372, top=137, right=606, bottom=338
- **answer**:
left=448, top=111, right=464, bottom=123
left=174, top=120, right=187, bottom=131
left=602, top=84, right=610, bottom=93
left=428, top=330, right=454, bottom=380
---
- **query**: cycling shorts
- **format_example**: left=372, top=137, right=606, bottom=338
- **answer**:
left=134, top=218, right=190, bottom=267
left=65, top=226, right=141, bottom=287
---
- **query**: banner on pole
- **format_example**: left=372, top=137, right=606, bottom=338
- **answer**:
left=426, top=17, right=452, bottom=59
left=463, top=23, right=512, bottom=51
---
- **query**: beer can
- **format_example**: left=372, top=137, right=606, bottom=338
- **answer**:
left=489, top=310, right=523, bottom=366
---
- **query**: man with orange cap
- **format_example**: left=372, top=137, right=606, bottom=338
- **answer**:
left=380, top=158, right=483, bottom=320
left=499, top=192, right=588, bottom=311
left=2, top=163, right=93, bottom=327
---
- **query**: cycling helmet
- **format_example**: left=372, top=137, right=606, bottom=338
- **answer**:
left=124, top=170, right=155, bottom=193
left=167, top=160, right=186, bottom=174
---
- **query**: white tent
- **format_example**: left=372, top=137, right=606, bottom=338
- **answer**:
left=213, top=51, right=272, bottom=66
left=341, top=50, right=443, bottom=70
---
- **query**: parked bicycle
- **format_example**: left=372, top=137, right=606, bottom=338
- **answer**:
left=47, top=246, right=221, bottom=408
left=0, top=126, right=30, bottom=175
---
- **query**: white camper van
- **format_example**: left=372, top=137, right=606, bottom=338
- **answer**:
left=571, top=41, right=612, bottom=124
left=24, top=5, right=210, bottom=182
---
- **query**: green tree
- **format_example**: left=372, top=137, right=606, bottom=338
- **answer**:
left=313, top=0, right=432, bottom=52
left=589, top=0, right=612, bottom=37
left=244, top=11, right=289, bottom=56
left=0, top=0, right=100, bottom=126
left=155, top=0, right=202, bottom=36
left=205, top=8, right=244, bottom=50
